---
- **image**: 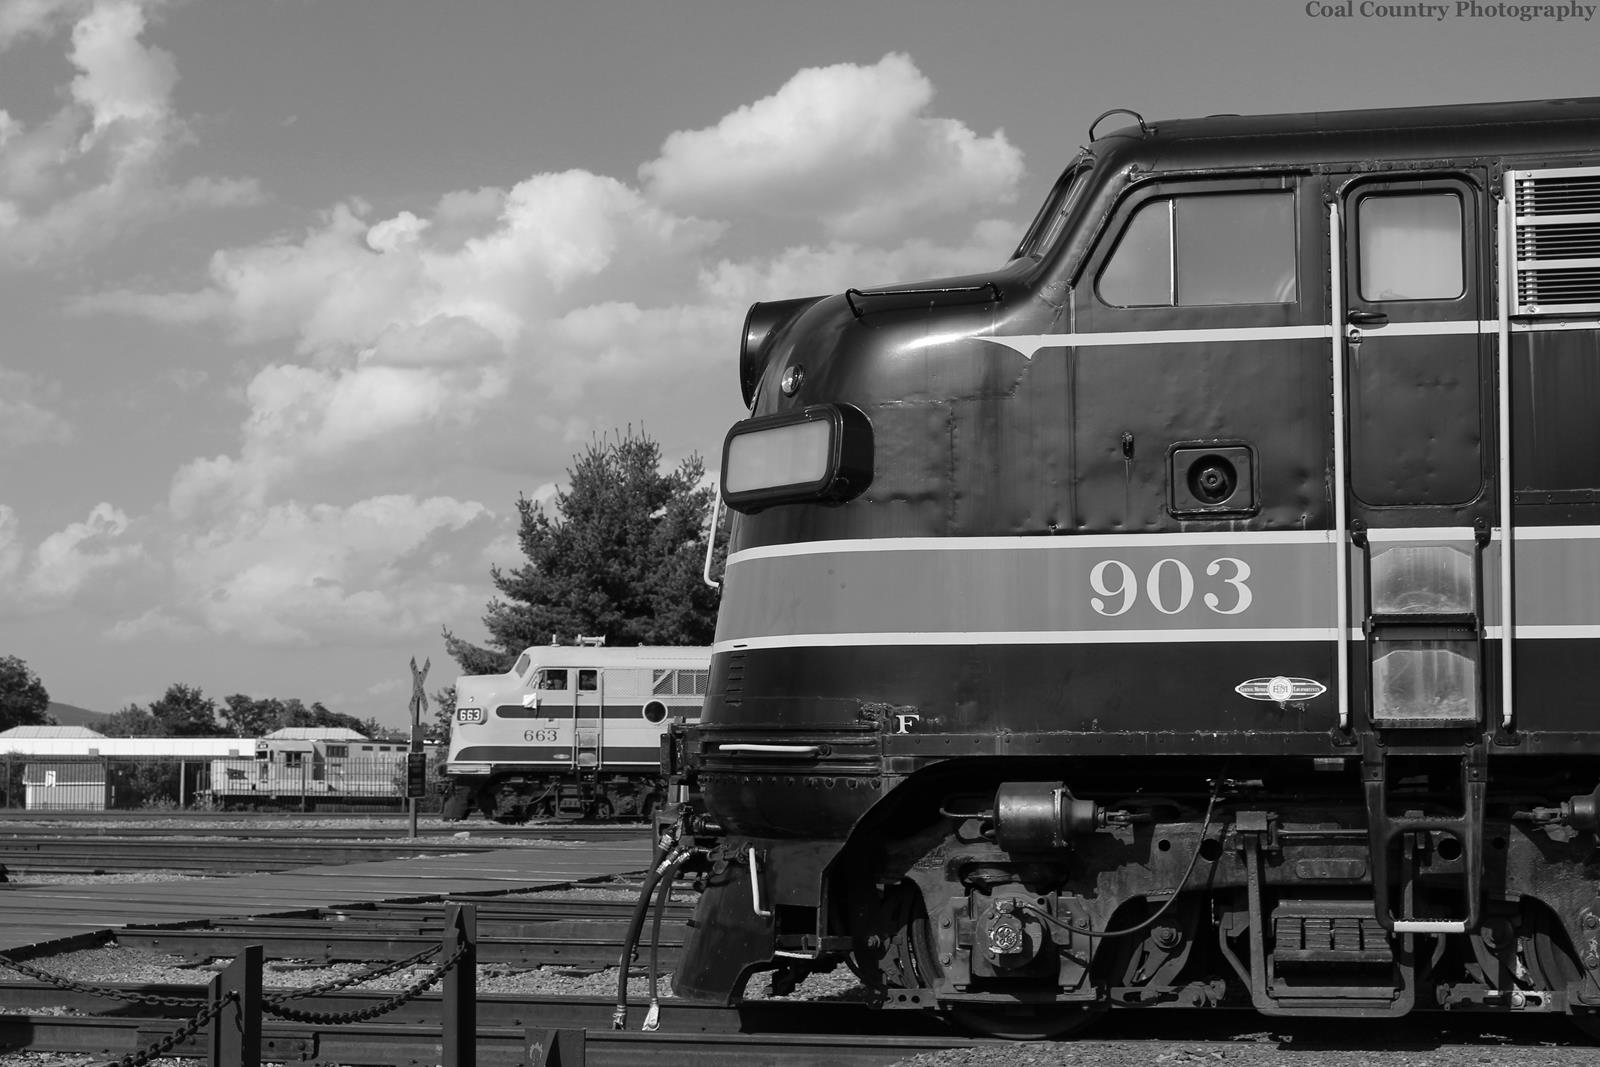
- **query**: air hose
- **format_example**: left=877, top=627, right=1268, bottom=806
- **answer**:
left=613, top=843, right=694, bottom=1029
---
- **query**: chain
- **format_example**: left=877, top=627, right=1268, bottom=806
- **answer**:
left=263, top=942, right=467, bottom=1025
left=100, top=991, right=235, bottom=1067
left=0, top=952, right=204, bottom=1009
left=265, top=942, right=441, bottom=1001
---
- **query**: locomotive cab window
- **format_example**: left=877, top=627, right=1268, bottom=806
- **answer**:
left=578, top=669, right=598, bottom=692
left=535, top=669, right=569, bottom=691
left=1097, top=191, right=1297, bottom=307
left=1356, top=192, right=1464, bottom=301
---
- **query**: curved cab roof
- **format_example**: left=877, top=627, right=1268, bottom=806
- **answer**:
left=1094, top=96, right=1600, bottom=173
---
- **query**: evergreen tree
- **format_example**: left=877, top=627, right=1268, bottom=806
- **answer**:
left=444, top=429, right=723, bottom=673
left=0, top=655, right=50, bottom=731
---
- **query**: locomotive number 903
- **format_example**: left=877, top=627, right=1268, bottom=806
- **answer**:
left=657, top=96, right=1600, bottom=1042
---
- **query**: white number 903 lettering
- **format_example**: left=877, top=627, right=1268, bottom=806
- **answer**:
left=1089, top=557, right=1252, bottom=617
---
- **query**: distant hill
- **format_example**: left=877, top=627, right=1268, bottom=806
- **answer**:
left=46, top=701, right=111, bottom=729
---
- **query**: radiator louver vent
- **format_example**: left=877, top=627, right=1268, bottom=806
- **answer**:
left=1512, top=167, right=1600, bottom=315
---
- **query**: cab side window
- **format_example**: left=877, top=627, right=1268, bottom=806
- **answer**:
left=536, top=669, right=569, bottom=691
left=578, top=669, right=598, bottom=692
left=1356, top=192, right=1464, bottom=301
left=1098, top=191, right=1298, bottom=307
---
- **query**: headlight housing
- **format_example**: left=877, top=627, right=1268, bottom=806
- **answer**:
left=740, top=297, right=823, bottom=408
left=721, top=404, right=873, bottom=513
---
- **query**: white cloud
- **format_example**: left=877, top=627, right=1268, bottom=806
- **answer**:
left=0, top=0, right=89, bottom=49
left=0, top=0, right=259, bottom=267
left=0, top=502, right=145, bottom=615
left=68, top=0, right=176, bottom=132
left=640, top=53, right=1024, bottom=239
left=69, top=52, right=1034, bottom=649
left=0, top=367, right=73, bottom=448
left=159, top=495, right=500, bottom=647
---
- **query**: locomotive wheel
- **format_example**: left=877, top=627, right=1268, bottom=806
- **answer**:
left=947, top=1003, right=1101, bottom=1041
left=875, top=883, right=1101, bottom=1040
left=1522, top=906, right=1600, bottom=1042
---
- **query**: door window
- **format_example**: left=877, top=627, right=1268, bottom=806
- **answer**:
left=1357, top=193, right=1464, bottom=301
left=578, top=669, right=598, bottom=692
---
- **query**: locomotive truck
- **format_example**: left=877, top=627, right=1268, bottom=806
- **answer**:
left=658, top=96, right=1600, bottom=1037
left=443, top=643, right=709, bottom=822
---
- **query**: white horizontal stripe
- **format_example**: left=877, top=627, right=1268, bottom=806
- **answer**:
left=1350, top=320, right=1485, bottom=337
left=713, top=626, right=1600, bottom=653
left=727, top=530, right=1335, bottom=567
left=1511, top=318, right=1600, bottom=332
left=727, top=526, right=1600, bottom=568
left=1513, top=525, right=1600, bottom=540
left=1505, top=625, right=1600, bottom=640
left=982, top=318, right=1600, bottom=359
left=982, top=325, right=1331, bottom=358
left=713, top=628, right=1339, bottom=654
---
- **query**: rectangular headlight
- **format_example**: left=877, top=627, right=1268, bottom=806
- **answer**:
left=721, top=404, right=872, bottom=513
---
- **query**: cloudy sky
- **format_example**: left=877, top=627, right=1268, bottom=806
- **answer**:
left=2, top=0, right=1596, bottom=729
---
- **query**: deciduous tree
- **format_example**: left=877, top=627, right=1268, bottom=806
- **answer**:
left=0, top=656, right=50, bottom=731
left=105, top=703, right=165, bottom=737
left=148, top=683, right=222, bottom=737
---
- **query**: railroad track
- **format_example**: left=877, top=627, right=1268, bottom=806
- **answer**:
left=0, top=836, right=563, bottom=876
left=0, top=983, right=1587, bottom=1066
left=0, top=818, right=646, bottom=841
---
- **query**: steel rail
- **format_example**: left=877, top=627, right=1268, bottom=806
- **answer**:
left=0, top=1012, right=977, bottom=1066
left=114, top=927, right=683, bottom=969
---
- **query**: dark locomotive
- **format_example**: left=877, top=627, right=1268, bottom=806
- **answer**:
left=654, top=98, right=1600, bottom=1037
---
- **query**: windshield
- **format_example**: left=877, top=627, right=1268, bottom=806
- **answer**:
left=1011, top=157, right=1093, bottom=261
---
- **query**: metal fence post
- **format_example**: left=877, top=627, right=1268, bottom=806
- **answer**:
left=209, top=943, right=261, bottom=1067
left=529, top=1027, right=586, bottom=1066
left=442, top=902, right=477, bottom=1067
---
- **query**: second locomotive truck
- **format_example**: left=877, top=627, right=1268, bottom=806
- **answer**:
left=662, top=97, right=1600, bottom=1036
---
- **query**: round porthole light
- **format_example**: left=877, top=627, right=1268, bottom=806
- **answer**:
left=780, top=364, right=805, bottom=396
left=644, top=700, right=667, bottom=724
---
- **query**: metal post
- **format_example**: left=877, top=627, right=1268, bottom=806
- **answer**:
left=442, top=902, right=477, bottom=1067
left=409, top=657, right=430, bottom=835
left=529, top=1028, right=586, bottom=1066
left=209, top=943, right=261, bottom=1067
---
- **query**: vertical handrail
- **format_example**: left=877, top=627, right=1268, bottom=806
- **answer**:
left=1329, top=200, right=1352, bottom=731
left=1497, top=181, right=1516, bottom=730
left=702, top=482, right=724, bottom=590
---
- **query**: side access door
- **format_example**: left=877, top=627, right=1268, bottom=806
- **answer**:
left=573, top=667, right=603, bottom=770
left=1333, top=170, right=1498, bottom=938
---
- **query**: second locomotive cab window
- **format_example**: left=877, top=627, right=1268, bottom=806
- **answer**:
left=578, top=669, right=598, bottom=692
left=1357, top=192, right=1464, bottom=301
left=1098, top=191, right=1297, bottom=307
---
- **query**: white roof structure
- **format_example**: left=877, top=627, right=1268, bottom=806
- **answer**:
left=0, top=725, right=106, bottom=739
left=264, top=727, right=368, bottom=741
